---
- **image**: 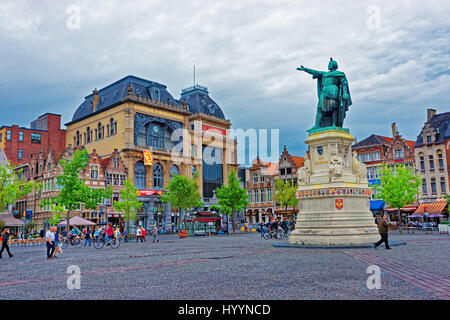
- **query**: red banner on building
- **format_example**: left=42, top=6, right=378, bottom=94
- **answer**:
left=202, top=124, right=226, bottom=136
left=137, top=190, right=163, bottom=196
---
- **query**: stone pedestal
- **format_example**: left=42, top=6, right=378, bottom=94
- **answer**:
left=289, top=128, right=379, bottom=246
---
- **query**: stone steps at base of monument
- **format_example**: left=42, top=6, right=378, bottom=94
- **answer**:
left=291, top=228, right=378, bottom=236
left=274, top=240, right=406, bottom=249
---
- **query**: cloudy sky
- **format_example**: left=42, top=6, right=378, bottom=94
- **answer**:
left=0, top=0, right=449, bottom=165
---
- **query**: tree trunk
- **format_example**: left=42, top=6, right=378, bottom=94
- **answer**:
left=66, top=210, right=71, bottom=234
left=232, top=210, right=236, bottom=234
left=397, top=207, right=402, bottom=234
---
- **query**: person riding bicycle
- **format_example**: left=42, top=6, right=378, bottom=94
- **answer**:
left=105, top=223, right=114, bottom=245
left=70, top=226, right=80, bottom=240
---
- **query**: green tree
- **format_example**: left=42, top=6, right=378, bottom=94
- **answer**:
left=215, top=170, right=249, bottom=234
left=113, top=179, right=142, bottom=237
left=0, top=161, right=38, bottom=212
left=273, top=179, right=297, bottom=219
left=42, top=149, right=112, bottom=231
left=373, top=164, right=421, bottom=233
left=161, top=173, right=203, bottom=230
left=48, top=212, right=62, bottom=226
left=24, top=220, right=37, bottom=234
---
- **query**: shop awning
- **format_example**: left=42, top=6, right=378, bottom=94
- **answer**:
left=414, top=201, right=447, bottom=214
left=384, top=205, right=418, bottom=212
left=370, top=200, right=384, bottom=210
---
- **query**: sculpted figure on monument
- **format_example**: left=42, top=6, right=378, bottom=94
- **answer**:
left=352, top=151, right=367, bottom=183
left=297, top=153, right=312, bottom=186
left=297, top=58, right=352, bottom=129
left=329, top=150, right=344, bottom=182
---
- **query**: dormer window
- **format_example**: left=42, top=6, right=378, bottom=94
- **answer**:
left=427, top=135, right=432, bottom=143
left=152, top=88, right=160, bottom=101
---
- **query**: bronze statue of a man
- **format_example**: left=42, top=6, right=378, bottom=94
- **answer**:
left=297, top=58, right=352, bottom=129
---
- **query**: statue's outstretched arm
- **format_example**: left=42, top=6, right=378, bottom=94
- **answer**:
left=297, top=66, right=323, bottom=78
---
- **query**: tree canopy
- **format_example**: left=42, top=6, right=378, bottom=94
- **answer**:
left=161, top=173, right=203, bottom=228
left=113, top=179, right=142, bottom=232
left=0, top=161, right=38, bottom=212
left=373, top=164, right=421, bottom=232
left=273, top=179, right=297, bottom=218
left=215, top=170, right=249, bottom=233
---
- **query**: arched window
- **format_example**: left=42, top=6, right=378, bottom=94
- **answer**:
left=153, top=163, right=163, bottom=190
left=135, top=161, right=146, bottom=190
left=110, top=118, right=115, bottom=135
left=86, top=127, right=90, bottom=142
left=76, top=131, right=80, bottom=146
left=170, top=165, right=179, bottom=179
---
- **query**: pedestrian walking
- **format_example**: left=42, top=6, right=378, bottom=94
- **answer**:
left=152, top=223, right=159, bottom=243
left=84, top=227, right=92, bottom=247
left=374, top=215, right=391, bottom=250
left=53, top=227, right=62, bottom=257
left=123, top=228, right=128, bottom=243
left=0, top=227, right=14, bottom=259
left=46, top=227, right=56, bottom=260
left=136, top=226, right=142, bottom=243
left=141, top=227, right=147, bottom=242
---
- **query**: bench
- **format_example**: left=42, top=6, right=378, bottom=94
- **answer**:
left=194, top=231, right=208, bottom=237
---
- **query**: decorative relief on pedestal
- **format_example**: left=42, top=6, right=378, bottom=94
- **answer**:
left=352, top=151, right=367, bottom=183
left=297, top=153, right=312, bottom=186
left=328, top=149, right=344, bottom=182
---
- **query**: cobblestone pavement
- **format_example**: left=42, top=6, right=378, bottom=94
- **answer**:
left=0, top=232, right=448, bottom=300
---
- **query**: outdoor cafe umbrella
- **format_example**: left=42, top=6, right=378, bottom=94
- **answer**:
left=427, top=213, right=444, bottom=218
left=407, top=213, right=423, bottom=218
left=58, top=216, right=95, bottom=226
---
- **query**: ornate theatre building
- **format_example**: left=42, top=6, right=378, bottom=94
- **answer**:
left=65, top=75, right=238, bottom=230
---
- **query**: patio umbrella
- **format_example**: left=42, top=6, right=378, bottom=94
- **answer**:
left=427, top=213, right=444, bottom=218
left=58, top=216, right=95, bottom=226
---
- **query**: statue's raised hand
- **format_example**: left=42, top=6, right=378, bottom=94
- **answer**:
left=297, top=65, right=306, bottom=71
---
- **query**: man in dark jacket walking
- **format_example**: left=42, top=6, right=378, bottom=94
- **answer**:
left=374, top=215, right=391, bottom=250
left=0, top=227, right=14, bottom=258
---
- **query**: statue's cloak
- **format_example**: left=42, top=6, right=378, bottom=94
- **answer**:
left=313, top=70, right=352, bottom=126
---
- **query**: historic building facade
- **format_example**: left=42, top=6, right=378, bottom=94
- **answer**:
left=64, top=75, right=237, bottom=230
left=0, top=113, right=66, bottom=167
left=352, top=123, right=416, bottom=215
left=414, top=109, right=450, bottom=202
left=245, top=146, right=303, bottom=223
left=15, top=145, right=128, bottom=229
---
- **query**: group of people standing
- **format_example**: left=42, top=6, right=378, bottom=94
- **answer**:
left=136, top=224, right=159, bottom=243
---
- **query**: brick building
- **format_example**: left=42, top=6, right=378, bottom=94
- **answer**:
left=352, top=123, right=416, bottom=216
left=0, top=113, right=66, bottom=167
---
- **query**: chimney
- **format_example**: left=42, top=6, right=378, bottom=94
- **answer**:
left=427, top=109, right=436, bottom=122
left=391, top=123, right=398, bottom=137
left=92, top=88, right=99, bottom=112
